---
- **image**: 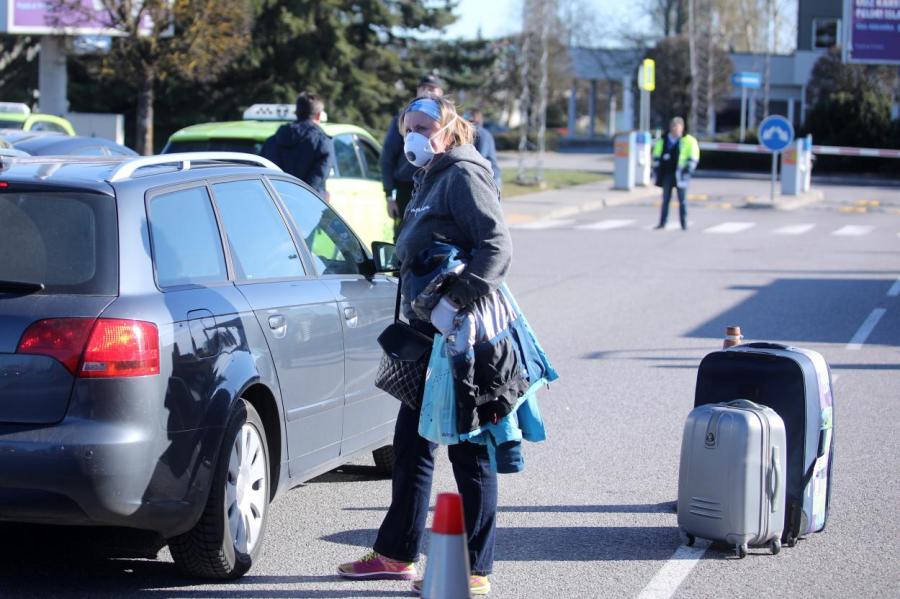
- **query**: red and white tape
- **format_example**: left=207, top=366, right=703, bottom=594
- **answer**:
left=698, top=141, right=900, bottom=159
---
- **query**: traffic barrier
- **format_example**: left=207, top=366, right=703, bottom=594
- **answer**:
left=420, top=493, right=471, bottom=599
left=634, top=131, right=652, bottom=187
left=613, top=131, right=636, bottom=190
left=782, top=136, right=813, bottom=195
left=699, top=141, right=900, bottom=159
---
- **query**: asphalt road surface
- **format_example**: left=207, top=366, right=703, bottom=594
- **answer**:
left=2, top=192, right=898, bottom=598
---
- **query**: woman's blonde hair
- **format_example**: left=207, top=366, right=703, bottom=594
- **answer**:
left=400, top=95, right=474, bottom=149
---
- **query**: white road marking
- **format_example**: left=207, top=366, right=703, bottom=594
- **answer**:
left=635, top=540, right=711, bottom=599
left=704, top=222, right=755, bottom=234
left=832, top=225, right=874, bottom=236
left=511, top=219, right=576, bottom=230
left=774, top=224, right=816, bottom=235
left=846, top=308, right=887, bottom=350
left=887, top=277, right=900, bottom=297
left=576, top=219, right=636, bottom=230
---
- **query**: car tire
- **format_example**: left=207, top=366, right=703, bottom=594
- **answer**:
left=372, top=445, right=395, bottom=476
left=169, top=399, right=270, bottom=579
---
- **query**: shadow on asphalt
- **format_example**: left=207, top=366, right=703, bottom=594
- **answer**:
left=307, top=464, right=390, bottom=484
left=343, top=502, right=678, bottom=514
left=686, top=278, right=898, bottom=346
left=0, top=525, right=410, bottom=597
left=324, top=526, right=696, bottom=561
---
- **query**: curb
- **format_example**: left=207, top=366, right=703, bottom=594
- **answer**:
left=542, top=191, right=656, bottom=220
left=741, top=189, right=824, bottom=211
left=505, top=184, right=657, bottom=223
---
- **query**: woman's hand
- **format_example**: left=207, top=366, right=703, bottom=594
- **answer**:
left=430, top=297, right=459, bottom=335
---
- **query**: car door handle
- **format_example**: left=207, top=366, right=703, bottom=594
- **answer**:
left=343, top=306, right=359, bottom=328
left=268, top=314, right=287, bottom=339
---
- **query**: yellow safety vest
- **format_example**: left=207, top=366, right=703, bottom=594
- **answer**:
left=652, top=134, right=700, bottom=170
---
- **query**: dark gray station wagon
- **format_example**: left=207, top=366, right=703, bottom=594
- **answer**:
left=0, top=152, right=399, bottom=578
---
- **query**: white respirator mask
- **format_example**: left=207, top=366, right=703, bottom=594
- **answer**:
left=404, top=115, right=457, bottom=168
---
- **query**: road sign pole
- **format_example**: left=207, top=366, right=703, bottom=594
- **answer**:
left=770, top=152, right=777, bottom=204
left=739, top=87, right=747, bottom=143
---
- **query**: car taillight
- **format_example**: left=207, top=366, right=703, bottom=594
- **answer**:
left=17, top=318, right=95, bottom=374
left=17, top=318, right=159, bottom=378
left=80, top=319, right=160, bottom=378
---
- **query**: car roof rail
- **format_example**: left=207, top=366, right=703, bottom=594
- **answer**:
left=0, top=148, right=29, bottom=170
left=108, top=152, right=281, bottom=182
left=0, top=148, right=29, bottom=158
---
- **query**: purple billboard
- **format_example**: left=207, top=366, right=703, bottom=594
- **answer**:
left=1, top=0, right=155, bottom=35
left=845, top=0, right=900, bottom=64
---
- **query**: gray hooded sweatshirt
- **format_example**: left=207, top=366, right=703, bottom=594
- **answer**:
left=395, top=144, right=511, bottom=319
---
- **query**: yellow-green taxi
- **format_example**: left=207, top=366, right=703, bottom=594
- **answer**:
left=163, top=104, right=393, bottom=252
left=0, top=102, right=75, bottom=135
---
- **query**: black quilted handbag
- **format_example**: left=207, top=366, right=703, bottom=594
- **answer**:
left=374, top=277, right=433, bottom=411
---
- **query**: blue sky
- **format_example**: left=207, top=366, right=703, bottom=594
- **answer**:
left=439, top=0, right=798, bottom=52
left=440, top=0, right=651, bottom=41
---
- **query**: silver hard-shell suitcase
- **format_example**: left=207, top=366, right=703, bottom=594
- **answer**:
left=678, top=400, right=787, bottom=557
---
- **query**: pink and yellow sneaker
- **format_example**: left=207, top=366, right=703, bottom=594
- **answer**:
left=337, top=551, right=417, bottom=580
left=412, top=574, right=491, bottom=595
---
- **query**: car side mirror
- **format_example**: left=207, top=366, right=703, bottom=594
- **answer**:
left=372, top=241, right=399, bottom=273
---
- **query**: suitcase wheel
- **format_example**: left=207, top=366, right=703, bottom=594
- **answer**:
left=679, top=529, right=695, bottom=547
left=770, top=539, right=782, bottom=555
left=736, top=544, right=748, bottom=559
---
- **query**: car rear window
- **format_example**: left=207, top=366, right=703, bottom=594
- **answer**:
left=0, top=120, right=24, bottom=129
left=164, top=139, right=263, bottom=154
left=0, top=191, right=117, bottom=295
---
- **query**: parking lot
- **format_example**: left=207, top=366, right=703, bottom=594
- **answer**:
left=1, top=177, right=898, bottom=598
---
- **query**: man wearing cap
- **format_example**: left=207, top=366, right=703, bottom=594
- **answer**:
left=381, top=74, right=444, bottom=235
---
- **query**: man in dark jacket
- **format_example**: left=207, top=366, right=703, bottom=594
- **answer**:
left=261, top=92, right=334, bottom=196
left=381, top=73, right=444, bottom=230
left=469, top=108, right=502, bottom=191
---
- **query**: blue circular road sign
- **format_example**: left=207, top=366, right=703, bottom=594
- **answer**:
left=758, top=115, right=794, bottom=153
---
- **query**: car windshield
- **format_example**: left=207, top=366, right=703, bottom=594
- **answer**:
left=0, top=119, right=24, bottom=129
left=0, top=191, right=118, bottom=294
left=165, top=139, right=263, bottom=154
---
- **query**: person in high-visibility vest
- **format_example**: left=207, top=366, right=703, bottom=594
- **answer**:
left=652, top=117, right=700, bottom=230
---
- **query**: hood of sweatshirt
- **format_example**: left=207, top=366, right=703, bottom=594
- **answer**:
left=418, top=143, right=496, bottom=184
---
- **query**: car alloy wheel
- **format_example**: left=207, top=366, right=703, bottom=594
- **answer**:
left=226, top=421, right=268, bottom=555
left=169, top=400, right=270, bottom=579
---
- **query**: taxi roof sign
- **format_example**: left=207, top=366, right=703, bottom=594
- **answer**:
left=638, top=59, right=655, bottom=92
left=0, top=102, right=31, bottom=115
left=242, top=103, right=328, bottom=123
left=242, top=104, right=295, bottom=121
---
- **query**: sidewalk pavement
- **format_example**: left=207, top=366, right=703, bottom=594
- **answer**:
left=502, top=178, right=823, bottom=225
left=502, top=180, right=656, bottom=225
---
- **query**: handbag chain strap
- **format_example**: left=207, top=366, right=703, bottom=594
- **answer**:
left=393, top=275, right=402, bottom=323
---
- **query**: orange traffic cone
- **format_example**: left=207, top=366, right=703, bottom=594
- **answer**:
left=723, top=325, right=744, bottom=349
left=420, top=492, right=472, bottom=599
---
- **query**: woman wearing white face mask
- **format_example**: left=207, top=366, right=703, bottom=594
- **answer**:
left=338, top=96, right=510, bottom=596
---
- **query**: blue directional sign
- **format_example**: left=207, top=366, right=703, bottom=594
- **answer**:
left=731, top=71, right=762, bottom=89
left=758, top=115, right=794, bottom=153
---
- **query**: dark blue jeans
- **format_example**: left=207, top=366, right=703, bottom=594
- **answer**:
left=658, top=173, right=688, bottom=228
left=373, top=403, right=498, bottom=576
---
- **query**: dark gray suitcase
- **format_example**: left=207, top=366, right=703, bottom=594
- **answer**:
left=678, top=400, right=787, bottom=557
